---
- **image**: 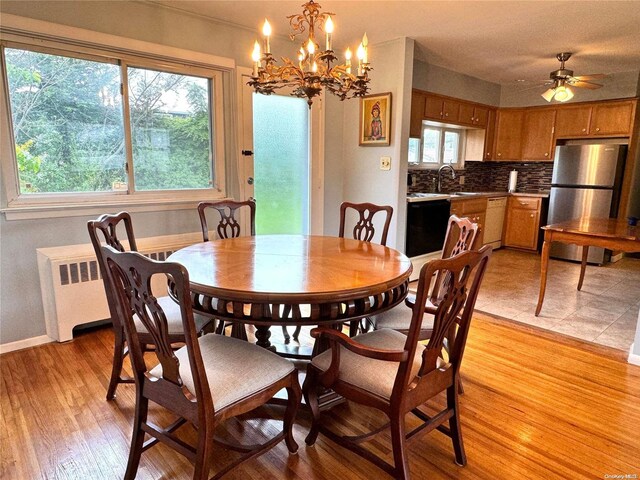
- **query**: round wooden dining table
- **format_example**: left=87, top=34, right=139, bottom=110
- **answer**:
left=167, top=234, right=413, bottom=351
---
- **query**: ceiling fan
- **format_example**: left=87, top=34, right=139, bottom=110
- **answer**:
left=541, top=52, right=606, bottom=102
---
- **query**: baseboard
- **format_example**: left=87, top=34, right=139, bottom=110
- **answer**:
left=0, top=335, right=54, bottom=355
left=628, top=343, right=640, bottom=366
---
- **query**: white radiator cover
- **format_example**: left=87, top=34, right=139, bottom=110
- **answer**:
left=36, top=232, right=204, bottom=342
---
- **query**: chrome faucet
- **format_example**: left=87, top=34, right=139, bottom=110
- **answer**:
left=437, top=165, right=456, bottom=192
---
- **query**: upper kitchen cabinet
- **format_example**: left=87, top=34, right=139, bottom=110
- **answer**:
left=554, top=105, right=591, bottom=137
left=424, top=94, right=460, bottom=122
left=521, top=108, right=556, bottom=161
left=459, top=103, right=490, bottom=127
left=555, top=100, right=636, bottom=138
left=591, top=101, right=636, bottom=136
left=410, top=90, right=426, bottom=137
left=493, top=109, right=524, bottom=161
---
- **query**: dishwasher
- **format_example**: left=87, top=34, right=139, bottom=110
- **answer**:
left=484, top=196, right=507, bottom=249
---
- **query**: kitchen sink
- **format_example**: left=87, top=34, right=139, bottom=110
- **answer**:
left=407, top=193, right=448, bottom=198
left=451, top=192, right=481, bottom=196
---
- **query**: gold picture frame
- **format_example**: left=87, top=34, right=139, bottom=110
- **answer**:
left=359, top=92, right=391, bottom=146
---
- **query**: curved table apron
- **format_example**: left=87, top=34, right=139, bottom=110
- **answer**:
left=167, top=235, right=413, bottom=351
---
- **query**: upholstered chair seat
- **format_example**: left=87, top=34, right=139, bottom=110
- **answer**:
left=150, top=334, right=295, bottom=411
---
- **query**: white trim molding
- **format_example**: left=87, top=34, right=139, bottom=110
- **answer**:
left=0, top=335, right=54, bottom=355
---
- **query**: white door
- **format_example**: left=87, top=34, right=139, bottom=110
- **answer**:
left=238, top=72, right=312, bottom=235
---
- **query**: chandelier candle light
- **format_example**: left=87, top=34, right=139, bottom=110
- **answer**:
left=248, top=0, right=372, bottom=107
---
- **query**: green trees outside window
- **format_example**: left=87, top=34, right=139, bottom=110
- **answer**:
left=4, top=47, right=214, bottom=195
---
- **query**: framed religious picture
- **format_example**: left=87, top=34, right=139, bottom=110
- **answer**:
left=359, top=92, right=391, bottom=146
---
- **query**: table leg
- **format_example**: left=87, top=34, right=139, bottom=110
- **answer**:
left=255, top=325, right=276, bottom=352
left=577, top=245, right=589, bottom=291
left=535, top=238, right=551, bottom=316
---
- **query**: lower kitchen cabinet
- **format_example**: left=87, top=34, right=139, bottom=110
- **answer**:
left=503, top=196, right=542, bottom=250
left=450, top=197, right=487, bottom=246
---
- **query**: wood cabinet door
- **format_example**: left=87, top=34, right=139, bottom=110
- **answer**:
left=473, top=106, right=489, bottom=127
left=493, top=109, right=524, bottom=161
left=521, top=109, right=556, bottom=161
left=424, top=95, right=444, bottom=120
left=591, top=101, right=634, bottom=136
left=555, top=106, right=592, bottom=137
left=442, top=100, right=460, bottom=123
left=504, top=207, right=540, bottom=250
left=484, top=109, right=496, bottom=160
left=458, top=103, right=475, bottom=126
left=410, top=91, right=426, bottom=137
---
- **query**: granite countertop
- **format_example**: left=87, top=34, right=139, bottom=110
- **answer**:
left=407, top=191, right=549, bottom=203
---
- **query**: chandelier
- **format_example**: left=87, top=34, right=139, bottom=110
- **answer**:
left=248, top=0, right=371, bottom=107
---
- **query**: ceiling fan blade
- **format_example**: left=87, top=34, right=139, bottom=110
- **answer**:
left=569, top=80, right=603, bottom=90
left=573, top=74, right=607, bottom=80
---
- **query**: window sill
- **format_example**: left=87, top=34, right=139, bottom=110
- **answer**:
left=408, top=163, right=464, bottom=171
left=1, top=193, right=227, bottom=221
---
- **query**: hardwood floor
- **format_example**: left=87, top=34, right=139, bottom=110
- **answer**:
left=2, top=314, right=639, bottom=479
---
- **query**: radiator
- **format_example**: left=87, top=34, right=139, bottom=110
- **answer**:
left=36, top=232, right=204, bottom=342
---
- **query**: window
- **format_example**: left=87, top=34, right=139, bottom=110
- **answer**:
left=408, top=124, right=464, bottom=169
left=1, top=40, right=225, bottom=214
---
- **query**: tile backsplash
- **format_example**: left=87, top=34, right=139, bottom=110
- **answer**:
left=408, top=161, right=553, bottom=194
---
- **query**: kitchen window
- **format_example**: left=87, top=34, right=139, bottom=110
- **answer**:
left=408, top=125, right=464, bottom=169
left=0, top=39, right=226, bottom=217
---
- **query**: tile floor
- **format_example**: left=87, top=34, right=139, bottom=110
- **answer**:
left=474, top=249, right=640, bottom=351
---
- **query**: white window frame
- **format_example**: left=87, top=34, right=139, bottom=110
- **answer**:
left=408, top=124, right=465, bottom=170
left=0, top=15, right=234, bottom=220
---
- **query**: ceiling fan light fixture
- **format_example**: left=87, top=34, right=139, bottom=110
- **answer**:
left=541, top=87, right=556, bottom=102
left=554, top=85, right=574, bottom=102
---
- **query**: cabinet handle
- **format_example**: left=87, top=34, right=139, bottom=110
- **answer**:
left=440, top=112, right=443, bottom=116
left=530, top=214, right=534, bottom=218
left=497, top=153, right=502, bottom=157
left=519, top=201, right=528, bottom=206
left=544, top=152, right=549, bottom=157
left=595, top=127, right=600, bottom=132
left=445, top=112, right=449, bottom=117
left=582, top=128, right=587, bottom=132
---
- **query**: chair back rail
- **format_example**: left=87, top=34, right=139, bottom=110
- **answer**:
left=339, top=202, right=393, bottom=246
left=198, top=199, right=256, bottom=240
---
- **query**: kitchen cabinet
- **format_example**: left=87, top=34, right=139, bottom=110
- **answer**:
left=484, top=109, right=496, bottom=160
left=521, top=108, right=556, bottom=161
left=424, top=95, right=460, bottom=122
left=410, top=90, right=426, bottom=137
left=554, top=100, right=635, bottom=138
left=449, top=197, right=487, bottom=246
left=493, top=109, right=524, bottom=161
left=555, top=105, right=591, bottom=137
left=459, top=103, right=490, bottom=127
left=503, top=196, right=542, bottom=250
left=591, top=101, right=635, bottom=135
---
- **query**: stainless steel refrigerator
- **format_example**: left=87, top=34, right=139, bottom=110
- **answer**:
left=548, top=143, right=627, bottom=264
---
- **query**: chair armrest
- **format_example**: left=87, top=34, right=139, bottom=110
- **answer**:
left=310, top=328, right=408, bottom=362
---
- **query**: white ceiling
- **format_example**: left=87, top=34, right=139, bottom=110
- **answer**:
left=149, top=0, right=640, bottom=86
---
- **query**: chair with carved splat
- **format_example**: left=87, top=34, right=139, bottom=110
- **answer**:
left=303, top=246, right=492, bottom=480
left=88, top=212, right=215, bottom=401
left=102, top=246, right=301, bottom=480
left=197, top=199, right=256, bottom=337
left=286, top=201, right=394, bottom=343
left=197, top=199, right=256, bottom=241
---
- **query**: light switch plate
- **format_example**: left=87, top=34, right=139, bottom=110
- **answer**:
left=459, top=175, right=465, bottom=185
left=380, top=156, right=391, bottom=170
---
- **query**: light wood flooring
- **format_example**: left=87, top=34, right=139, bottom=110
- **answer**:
left=2, top=314, right=639, bottom=479
left=474, top=249, right=640, bottom=351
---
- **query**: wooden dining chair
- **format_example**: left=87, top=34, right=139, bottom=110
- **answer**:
left=372, top=215, right=480, bottom=338
left=88, top=212, right=215, bottom=401
left=197, top=199, right=255, bottom=337
left=197, top=199, right=256, bottom=241
left=286, top=201, right=394, bottom=342
left=102, top=245, right=301, bottom=480
left=303, top=246, right=492, bottom=480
